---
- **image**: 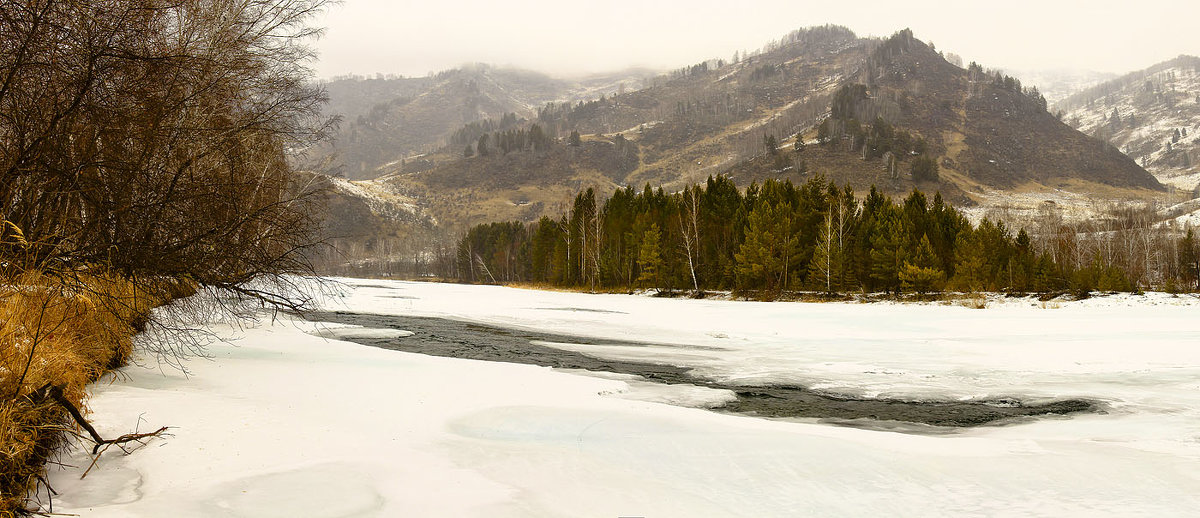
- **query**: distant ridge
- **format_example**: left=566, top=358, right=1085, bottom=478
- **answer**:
left=1054, top=55, right=1200, bottom=192
left=313, top=25, right=1168, bottom=271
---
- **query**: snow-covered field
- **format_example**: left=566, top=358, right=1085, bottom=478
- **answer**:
left=44, top=280, right=1200, bottom=517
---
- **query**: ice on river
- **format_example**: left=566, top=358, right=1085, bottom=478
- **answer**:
left=43, top=280, right=1200, bottom=517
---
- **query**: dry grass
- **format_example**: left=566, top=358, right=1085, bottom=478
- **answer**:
left=0, top=272, right=166, bottom=515
left=954, top=293, right=989, bottom=309
left=504, top=282, right=635, bottom=294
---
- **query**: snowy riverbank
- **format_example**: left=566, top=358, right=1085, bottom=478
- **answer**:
left=43, top=280, right=1200, bottom=516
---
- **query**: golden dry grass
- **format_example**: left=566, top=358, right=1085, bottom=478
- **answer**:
left=953, top=293, right=989, bottom=309
left=0, top=272, right=166, bottom=515
left=503, top=281, right=634, bottom=294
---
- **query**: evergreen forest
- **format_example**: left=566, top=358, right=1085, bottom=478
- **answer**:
left=455, top=176, right=1200, bottom=297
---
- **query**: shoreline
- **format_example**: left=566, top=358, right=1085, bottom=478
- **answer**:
left=324, top=275, right=1200, bottom=309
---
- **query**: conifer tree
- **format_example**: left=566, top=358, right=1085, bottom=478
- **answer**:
left=455, top=173, right=1191, bottom=295
left=530, top=216, right=561, bottom=282
left=1180, top=229, right=1199, bottom=290
left=928, top=192, right=965, bottom=274
left=817, top=120, right=833, bottom=145
left=868, top=214, right=904, bottom=293
left=735, top=202, right=797, bottom=296
left=529, top=124, right=548, bottom=152
left=636, top=224, right=663, bottom=289
left=899, top=235, right=944, bottom=293
left=477, top=134, right=490, bottom=156
left=1011, top=229, right=1035, bottom=291
left=764, top=135, right=779, bottom=156
left=952, top=229, right=989, bottom=292
left=911, top=156, right=939, bottom=182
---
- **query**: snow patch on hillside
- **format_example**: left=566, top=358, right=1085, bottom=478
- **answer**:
left=1158, top=169, right=1200, bottom=192
left=1163, top=205, right=1200, bottom=229
left=329, top=176, right=425, bottom=221
left=609, top=120, right=662, bottom=137
left=1059, top=63, right=1200, bottom=191
left=961, top=188, right=1099, bottom=224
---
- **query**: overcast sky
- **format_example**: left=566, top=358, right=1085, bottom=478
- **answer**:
left=313, top=0, right=1200, bottom=79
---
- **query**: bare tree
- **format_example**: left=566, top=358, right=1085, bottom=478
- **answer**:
left=1, top=1, right=335, bottom=509
left=677, top=186, right=701, bottom=292
left=589, top=204, right=605, bottom=292
left=812, top=211, right=835, bottom=293
left=811, top=193, right=849, bottom=294
left=1, top=0, right=334, bottom=310
left=555, top=210, right=572, bottom=285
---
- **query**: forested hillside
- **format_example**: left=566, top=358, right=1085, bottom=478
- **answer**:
left=320, top=65, right=653, bottom=179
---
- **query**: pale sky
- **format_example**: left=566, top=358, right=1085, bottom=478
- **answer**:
left=313, top=0, right=1200, bottom=79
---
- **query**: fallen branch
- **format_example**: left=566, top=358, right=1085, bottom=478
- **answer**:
left=80, top=425, right=170, bottom=480
left=30, top=384, right=170, bottom=455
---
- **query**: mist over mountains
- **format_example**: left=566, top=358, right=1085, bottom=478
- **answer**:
left=318, top=65, right=655, bottom=178
left=310, top=25, right=1194, bottom=273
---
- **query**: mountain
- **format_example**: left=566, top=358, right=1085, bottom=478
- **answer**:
left=320, top=74, right=437, bottom=122
left=1054, top=55, right=1200, bottom=195
left=391, top=28, right=1160, bottom=218
left=1004, top=68, right=1116, bottom=104
left=845, top=31, right=1159, bottom=192
left=312, top=26, right=1167, bottom=273
left=320, top=65, right=655, bottom=179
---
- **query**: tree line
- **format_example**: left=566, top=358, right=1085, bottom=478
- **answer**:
left=966, top=62, right=1048, bottom=112
left=454, top=176, right=1200, bottom=297
left=467, top=124, right=554, bottom=157
left=448, top=113, right=521, bottom=148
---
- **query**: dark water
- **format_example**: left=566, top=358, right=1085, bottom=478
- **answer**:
left=304, top=311, right=1098, bottom=430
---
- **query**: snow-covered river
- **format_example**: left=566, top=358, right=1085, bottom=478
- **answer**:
left=43, top=279, right=1200, bottom=516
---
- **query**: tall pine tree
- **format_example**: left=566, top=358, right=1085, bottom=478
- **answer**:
left=735, top=202, right=798, bottom=297
left=636, top=224, right=663, bottom=289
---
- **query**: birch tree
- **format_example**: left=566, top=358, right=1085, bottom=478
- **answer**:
left=678, top=187, right=702, bottom=292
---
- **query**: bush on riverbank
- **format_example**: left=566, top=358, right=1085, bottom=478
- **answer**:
left=1, top=0, right=334, bottom=512
left=0, top=272, right=188, bottom=513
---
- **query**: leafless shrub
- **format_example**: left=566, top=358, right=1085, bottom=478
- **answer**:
left=1, top=0, right=335, bottom=511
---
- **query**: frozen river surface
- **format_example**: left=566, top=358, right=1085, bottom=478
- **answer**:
left=43, top=280, right=1200, bottom=517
